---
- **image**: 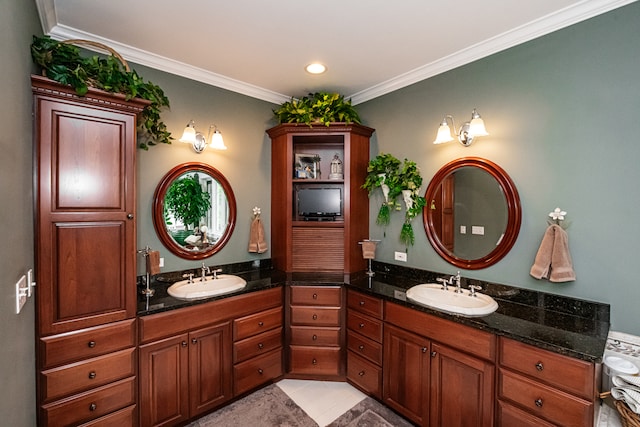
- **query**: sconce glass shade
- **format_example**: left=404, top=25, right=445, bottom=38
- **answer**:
left=433, top=120, right=454, bottom=144
left=468, top=109, right=489, bottom=137
left=179, top=121, right=197, bottom=144
left=209, top=128, right=227, bottom=150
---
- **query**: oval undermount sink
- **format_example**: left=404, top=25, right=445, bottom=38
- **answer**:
left=167, top=275, right=247, bottom=300
left=406, top=283, right=498, bottom=316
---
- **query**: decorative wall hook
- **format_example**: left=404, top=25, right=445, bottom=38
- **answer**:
left=548, top=207, right=567, bottom=227
left=252, top=206, right=261, bottom=218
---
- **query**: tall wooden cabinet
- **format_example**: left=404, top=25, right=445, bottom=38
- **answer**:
left=33, top=76, right=145, bottom=426
left=266, top=123, right=374, bottom=273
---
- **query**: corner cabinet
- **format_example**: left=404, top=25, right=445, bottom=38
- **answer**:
left=266, top=123, right=374, bottom=273
left=33, top=76, right=146, bottom=426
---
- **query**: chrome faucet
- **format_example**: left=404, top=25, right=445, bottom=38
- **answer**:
left=452, top=271, right=462, bottom=293
left=200, top=263, right=210, bottom=281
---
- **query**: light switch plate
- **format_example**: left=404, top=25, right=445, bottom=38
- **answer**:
left=15, top=275, right=27, bottom=314
left=394, top=251, right=407, bottom=262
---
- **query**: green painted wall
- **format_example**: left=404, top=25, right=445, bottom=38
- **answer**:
left=356, top=2, right=640, bottom=335
left=0, top=0, right=41, bottom=425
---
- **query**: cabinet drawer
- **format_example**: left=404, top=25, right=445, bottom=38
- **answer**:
left=41, top=347, right=135, bottom=402
left=347, top=290, right=383, bottom=319
left=290, top=326, right=341, bottom=347
left=233, top=306, right=282, bottom=340
left=290, top=286, right=342, bottom=306
left=40, top=319, right=135, bottom=368
left=347, top=330, right=382, bottom=365
left=347, top=311, right=383, bottom=342
left=41, top=377, right=136, bottom=427
left=234, top=348, right=283, bottom=396
left=347, top=351, right=382, bottom=399
left=234, top=327, right=283, bottom=363
left=499, top=337, right=595, bottom=399
left=78, top=404, right=136, bottom=427
left=497, top=400, right=555, bottom=427
left=289, top=345, right=341, bottom=376
left=498, top=369, right=593, bottom=427
left=291, top=306, right=341, bottom=326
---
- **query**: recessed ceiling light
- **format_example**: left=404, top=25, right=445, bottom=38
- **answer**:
left=305, top=63, right=327, bottom=74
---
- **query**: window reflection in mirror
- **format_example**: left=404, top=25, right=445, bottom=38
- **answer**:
left=153, top=162, right=237, bottom=260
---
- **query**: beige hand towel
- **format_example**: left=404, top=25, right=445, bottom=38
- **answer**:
left=530, top=224, right=576, bottom=282
left=248, top=217, right=268, bottom=254
left=146, top=250, right=161, bottom=276
left=361, top=241, right=378, bottom=259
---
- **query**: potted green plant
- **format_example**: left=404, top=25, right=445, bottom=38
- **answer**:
left=273, top=92, right=361, bottom=126
left=30, top=35, right=172, bottom=150
left=398, top=160, right=427, bottom=246
left=362, top=153, right=402, bottom=226
left=164, top=174, right=211, bottom=244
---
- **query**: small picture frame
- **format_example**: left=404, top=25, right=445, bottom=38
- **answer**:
left=294, top=153, right=318, bottom=179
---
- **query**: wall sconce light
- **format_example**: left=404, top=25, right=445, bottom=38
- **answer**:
left=179, top=120, right=228, bottom=153
left=433, top=109, right=489, bottom=147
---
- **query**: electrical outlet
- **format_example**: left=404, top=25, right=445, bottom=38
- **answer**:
left=394, top=251, right=407, bottom=262
left=159, top=258, right=164, bottom=268
left=15, top=275, right=28, bottom=314
left=472, top=226, right=485, bottom=235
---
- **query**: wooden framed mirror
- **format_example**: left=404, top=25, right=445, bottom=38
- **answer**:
left=423, top=157, right=521, bottom=269
left=153, top=162, right=237, bottom=260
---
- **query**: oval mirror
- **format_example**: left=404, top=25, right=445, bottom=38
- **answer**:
left=153, top=162, right=237, bottom=260
left=423, top=157, right=521, bottom=269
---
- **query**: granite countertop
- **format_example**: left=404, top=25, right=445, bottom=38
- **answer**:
left=137, top=262, right=609, bottom=363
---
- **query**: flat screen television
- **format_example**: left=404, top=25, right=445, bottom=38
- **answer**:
left=295, top=185, right=342, bottom=220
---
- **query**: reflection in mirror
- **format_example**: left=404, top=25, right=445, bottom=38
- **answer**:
left=153, top=162, right=237, bottom=260
left=423, top=157, right=521, bottom=270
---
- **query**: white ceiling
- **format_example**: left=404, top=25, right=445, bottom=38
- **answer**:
left=36, top=0, right=635, bottom=104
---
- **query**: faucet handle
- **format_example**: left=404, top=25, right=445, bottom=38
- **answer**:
left=182, top=273, right=194, bottom=283
left=436, top=277, right=449, bottom=290
left=469, top=285, right=482, bottom=297
left=212, top=268, right=223, bottom=279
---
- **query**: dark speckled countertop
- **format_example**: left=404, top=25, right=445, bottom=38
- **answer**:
left=137, top=261, right=609, bottom=363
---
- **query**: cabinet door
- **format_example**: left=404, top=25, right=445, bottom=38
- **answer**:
left=383, top=324, right=430, bottom=425
left=139, top=335, right=189, bottom=427
left=189, top=322, right=232, bottom=417
left=35, top=95, right=137, bottom=335
left=430, top=343, right=494, bottom=427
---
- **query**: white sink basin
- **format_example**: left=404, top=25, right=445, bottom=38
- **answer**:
left=167, top=275, right=247, bottom=300
left=405, top=283, right=498, bottom=316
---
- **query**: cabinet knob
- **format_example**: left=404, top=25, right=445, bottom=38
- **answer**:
left=358, top=323, right=365, bottom=328
left=312, top=314, right=318, bottom=320
left=88, top=371, right=96, bottom=379
left=192, top=338, right=198, bottom=344
left=312, top=358, right=318, bottom=365
left=258, top=343, right=264, bottom=349
left=258, top=321, right=264, bottom=327
left=312, top=293, right=318, bottom=299
left=359, top=301, right=365, bottom=306
left=535, top=362, right=544, bottom=371
left=421, top=347, right=428, bottom=353
left=312, top=335, right=318, bottom=341
left=358, top=345, right=365, bottom=351
left=535, top=398, right=543, bottom=407
left=127, top=213, right=134, bottom=219
left=89, top=403, right=97, bottom=411
left=358, top=371, right=365, bottom=377
left=88, top=341, right=96, bottom=348
left=430, top=351, right=437, bottom=357
left=258, top=369, right=264, bottom=375
left=181, top=341, right=188, bottom=347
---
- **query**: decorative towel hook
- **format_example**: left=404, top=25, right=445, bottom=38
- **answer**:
left=548, top=207, right=567, bottom=226
left=252, top=206, right=261, bottom=219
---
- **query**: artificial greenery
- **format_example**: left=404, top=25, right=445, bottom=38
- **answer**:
left=273, top=92, right=361, bottom=126
left=30, top=35, right=172, bottom=150
left=164, top=174, right=211, bottom=230
left=362, top=154, right=426, bottom=246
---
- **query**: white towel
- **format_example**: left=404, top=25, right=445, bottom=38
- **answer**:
left=611, top=375, right=640, bottom=414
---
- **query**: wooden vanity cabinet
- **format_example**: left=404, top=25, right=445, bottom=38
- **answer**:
left=267, top=123, right=374, bottom=273
left=33, top=76, right=146, bottom=426
left=497, top=337, right=596, bottom=427
left=384, top=301, right=495, bottom=427
left=287, top=285, right=345, bottom=378
left=346, top=290, right=384, bottom=399
left=137, top=287, right=283, bottom=427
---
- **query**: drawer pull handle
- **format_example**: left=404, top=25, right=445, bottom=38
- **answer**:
left=258, top=343, right=264, bottom=349
left=312, top=335, right=318, bottom=341
left=192, top=338, right=198, bottom=344
left=89, top=403, right=97, bottom=411
left=358, top=371, right=365, bottom=377
left=359, top=323, right=365, bottom=328
left=535, top=362, right=544, bottom=371
left=88, top=371, right=96, bottom=379
left=313, top=293, right=318, bottom=299
left=88, top=341, right=96, bottom=348
left=358, top=345, right=365, bottom=351
left=258, top=321, right=264, bottom=327
left=312, top=358, right=318, bottom=365
left=359, top=301, right=365, bottom=306
left=258, top=369, right=264, bottom=375
left=535, top=398, right=543, bottom=407
left=181, top=341, right=188, bottom=347
left=312, top=314, right=318, bottom=320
